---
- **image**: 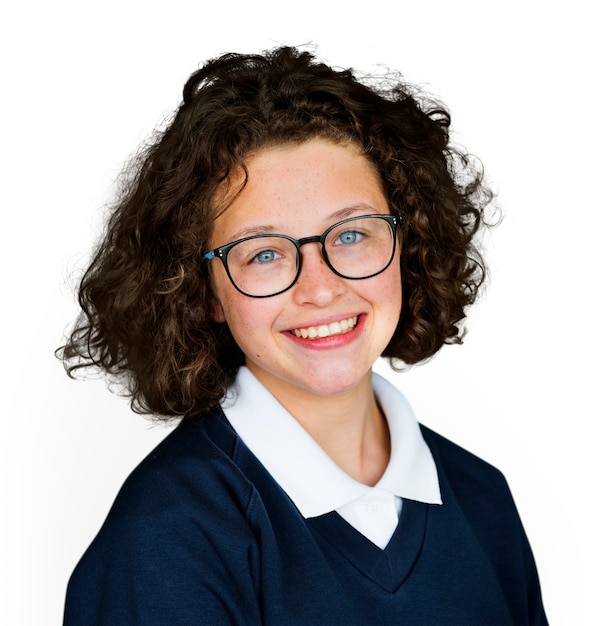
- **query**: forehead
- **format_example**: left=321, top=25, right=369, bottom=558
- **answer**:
left=211, top=138, right=387, bottom=243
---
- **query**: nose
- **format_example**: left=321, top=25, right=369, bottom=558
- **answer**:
left=292, top=242, right=346, bottom=306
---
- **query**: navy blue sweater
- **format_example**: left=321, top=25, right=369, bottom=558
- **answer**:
left=64, top=408, right=547, bottom=625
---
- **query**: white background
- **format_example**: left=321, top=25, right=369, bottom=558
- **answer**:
left=2, top=1, right=598, bottom=624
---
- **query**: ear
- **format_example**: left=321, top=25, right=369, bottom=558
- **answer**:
left=210, top=297, right=226, bottom=323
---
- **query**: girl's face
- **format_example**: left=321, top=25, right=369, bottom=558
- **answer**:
left=210, top=138, right=402, bottom=400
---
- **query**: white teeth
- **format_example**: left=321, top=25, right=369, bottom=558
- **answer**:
left=291, top=316, right=358, bottom=340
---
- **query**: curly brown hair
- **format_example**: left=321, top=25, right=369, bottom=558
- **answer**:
left=59, top=46, right=494, bottom=419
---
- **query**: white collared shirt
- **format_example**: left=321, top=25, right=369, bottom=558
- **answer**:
left=223, top=366, right=442, bottom=549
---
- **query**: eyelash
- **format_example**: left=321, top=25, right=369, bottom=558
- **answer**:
left=333, top=230, right=365, bottom=246
left=250, top=249, right=283, bottom=264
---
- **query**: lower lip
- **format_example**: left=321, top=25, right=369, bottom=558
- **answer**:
left=284, top=315, right=365, bottom=351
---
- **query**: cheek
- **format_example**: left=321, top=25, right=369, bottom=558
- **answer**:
left=376, top=266, right=403, bottom=338
left=210, top=263, right=247, bottom=324
left=216, top=289, right=277, bottom=350
left=394, top=267, right=403, bottom=313
left=223, top=306, right=276, bottom=364
left=380, top=262, right=403, bottom=313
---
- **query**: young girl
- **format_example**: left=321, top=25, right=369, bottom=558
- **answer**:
left=61, top=46, right=547, bottom=624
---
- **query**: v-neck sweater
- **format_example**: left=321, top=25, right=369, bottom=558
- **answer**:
left=64, top=408, right=547, bottom=625
left=223, top=367, right=442, bottom=548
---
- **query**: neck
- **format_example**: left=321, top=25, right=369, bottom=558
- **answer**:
left=247, top=366, right=391, bottom=485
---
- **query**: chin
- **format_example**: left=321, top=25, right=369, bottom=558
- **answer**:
left=246, top=357, right=374, bottom=400
left=291, top=370, right=370, bottom=398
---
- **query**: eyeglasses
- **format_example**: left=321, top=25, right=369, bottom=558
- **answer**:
left=204, top=213, right=400, bottom=298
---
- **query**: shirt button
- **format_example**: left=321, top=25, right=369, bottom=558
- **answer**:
left=367, top=501, right=382, bottom=515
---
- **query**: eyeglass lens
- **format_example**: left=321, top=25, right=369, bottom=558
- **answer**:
left=224, top=216, right=395, bottom=297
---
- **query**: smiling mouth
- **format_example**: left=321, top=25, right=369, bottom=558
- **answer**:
left=290, top=316, right=359, bottom=340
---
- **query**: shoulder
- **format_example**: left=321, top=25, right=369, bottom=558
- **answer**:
left=419, top=423, right=523, bottom=529
left=419, top=426, right=548, bottom=623
left=420, top=423, right=510, bottom=495
left=65, top=409, right=265, bottom=623
left=103, top=408, right=259, bottom=533
left=420, top=424, right=526, bottom=556
left=73, top=408, right=265, bottom=576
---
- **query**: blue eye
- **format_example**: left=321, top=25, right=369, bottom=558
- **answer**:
left=252, top=250, right=279, bottom=263
left=336, top=230, right=364, bottom=245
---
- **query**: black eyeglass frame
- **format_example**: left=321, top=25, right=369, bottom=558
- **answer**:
left=204, top=213, right=401, bottom=298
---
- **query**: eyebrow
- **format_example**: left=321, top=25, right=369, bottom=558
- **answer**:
left=227, top=203, right=382, bottom=242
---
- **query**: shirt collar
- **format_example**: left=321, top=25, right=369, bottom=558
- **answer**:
left=222, top=366, right=442, bottom=518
